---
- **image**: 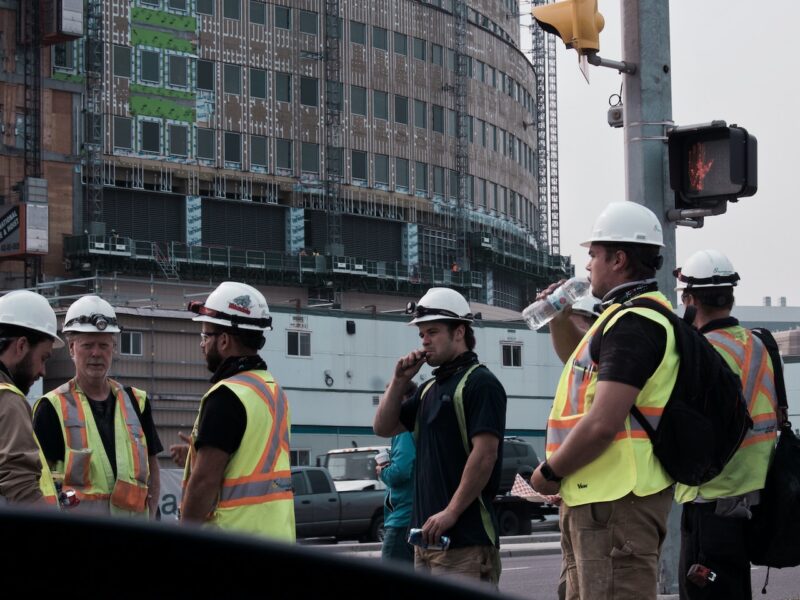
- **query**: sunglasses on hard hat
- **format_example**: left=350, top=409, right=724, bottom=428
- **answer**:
left=64, top=313, right=119, bottom=331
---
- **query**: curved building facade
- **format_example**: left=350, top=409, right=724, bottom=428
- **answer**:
left=57, top=0, right=571, bottom=309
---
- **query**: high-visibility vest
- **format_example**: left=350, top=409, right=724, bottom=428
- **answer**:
left=182, top=370, right=295, bottom=541
left=675, top=325, right=778, bottom=503
left=37, top=379, right=150, bottom=517
left=546, top=291, right=678, bottom=507
left=0, top=382, right=58, bottom=506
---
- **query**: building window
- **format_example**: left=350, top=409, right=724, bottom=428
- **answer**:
left=121, top=331, right=142, bottom=356
left=275, top=6, right=291, bottom=29
left=413, top=37, right=426, bottom=61
left=113, top=46, right=131, bottom=78
left=197, top=127, right=215, bottom=160
left=501, top=343, right=522, bottom=367
left=447, top=109, right=456, bottom=136
left=290, top=449, right=310, bottom=466
left=141, top=120, right=161, bottom=154
left=394, top=32, right=407, bottom=56
left=275, top=72, right=291, bottom=102
left=140, top=50, right=160, bottom=84
left=351, top=85, right=367, bottom=116
left=374, top=154, right=389, bottom=185
left=414, top=100, right=426, bottom=129
left=250, top=68, right=267, bottom=99
left=53, top=42, right=75, bottom=70
left=169, top=124, right=188, bottom=156
left=350, top=20, right=366, bottom=44
left=396, top=158, right=409, bottom=190
left=373, top=26, right=387, bottom=50
left=197, top=60, right=214, bottom=91
left=431, top=43, right=443, bottom=66
left=251, top=135, right=267, bottom=167
left=196, top=0, right=213, bottom=14
left=432, top=105, right=444, bottom=133
left=301, top=142, right=318, bottom=174
left=299, top=10, right=318, bottom=34
left=300, top=77, right=318, bottom=107
left=249, top=0, right=265, bottom=25
left=276, top=138, right=292, bottom=170
left=433, top=166, right=444, bottom=196
left=288, top=331, right=311, bottom=356
left=373, top=90, right=388, bottom=120
left=224, top=131, right=241, bottom=164
left=223, top=64, right=241, bottom=94
left=223, top=0, right=240, bottom=20
left=168, top=55, right=187, bottom=87
left=113, top=117, right=133, bottom=150
left=169, top=0, right=187, bottom=10
left=449, top=170, right=458, bottom=199
left=352, top=150, right=367, bottom=182
left=394, top=95, right=408, bottom=125
left=415, top=162, right=428, bottom=194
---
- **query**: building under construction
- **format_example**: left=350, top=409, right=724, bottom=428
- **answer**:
left=1, top=0, right=569, bottom=310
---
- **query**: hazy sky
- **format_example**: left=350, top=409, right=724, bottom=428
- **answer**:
left=520, top=0, right=798, bottom=306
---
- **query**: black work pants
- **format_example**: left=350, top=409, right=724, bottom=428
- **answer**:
left=679, top=502, right=751, bottom=600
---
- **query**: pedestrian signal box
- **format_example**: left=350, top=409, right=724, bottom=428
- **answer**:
left=532, top=0, right=604, bottom=55
left=668, top=121, right=757, bottom=209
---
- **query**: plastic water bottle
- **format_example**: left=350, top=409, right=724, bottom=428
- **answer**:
left=522, top=277, right=591, bottom=330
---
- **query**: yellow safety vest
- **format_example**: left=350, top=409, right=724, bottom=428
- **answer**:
left=547, top=291, right=678, bottom=506
left=0, top=382, right=58, bottom=506
left=675, top=325, right=778, bottom=503
left=183, top=370, right=295, bottom=541
left=37, top=379, right=150, bottom=518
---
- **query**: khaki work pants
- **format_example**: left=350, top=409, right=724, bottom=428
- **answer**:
left=414, top=545, right=502, bottom=588
left=560, top=488, right=673, bottom=600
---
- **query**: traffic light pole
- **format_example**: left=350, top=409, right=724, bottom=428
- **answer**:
left=621, top=0, right=680, bottom=594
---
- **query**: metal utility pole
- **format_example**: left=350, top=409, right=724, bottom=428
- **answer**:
left=621, top=0, right=675, bottom=296
left=621, top=1, right=679, bottom=594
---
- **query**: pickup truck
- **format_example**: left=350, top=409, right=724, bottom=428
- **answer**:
left=292, top=466, right=386, bottom=542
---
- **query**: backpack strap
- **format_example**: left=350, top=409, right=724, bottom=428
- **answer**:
left=751, top=328, right=789, bottom=421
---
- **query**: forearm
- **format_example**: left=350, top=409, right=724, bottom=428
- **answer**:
left=147, top=455, right=160, bottom=517
left=181, top=473, right=220, bottom=523
left=446, top=446, right=497, bottom=518
left=373, top=378, right=407, bottom=437
left=549, top=312, right=588, bottom=364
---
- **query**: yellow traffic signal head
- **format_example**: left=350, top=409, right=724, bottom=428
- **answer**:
left=532, top=0, right=605, bottom=55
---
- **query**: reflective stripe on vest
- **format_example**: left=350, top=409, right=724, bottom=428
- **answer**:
left=216, top=371, right=292, bottom=509
left=675, top=326, right=778, bottom=503
left=547, top=291, right=677, bottom=506
left=0, top=382, right=58, bottom=505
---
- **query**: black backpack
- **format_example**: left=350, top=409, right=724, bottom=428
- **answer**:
left=591, top=297, right=752, bottom=486
left=745, top=328, right=799, bottom=568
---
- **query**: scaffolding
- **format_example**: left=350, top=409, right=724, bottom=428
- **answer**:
left=546, top=33, right=560, bottom=255
left=84, top=0, right=104, bottom=231
left=453, top=0, right=470, bottom=271
left=323, top=0, right=344, bottom=256
left=19, top=1, right=41, bottom=182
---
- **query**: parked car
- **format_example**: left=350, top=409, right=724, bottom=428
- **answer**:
left=293, top=466, right=386, bottom=542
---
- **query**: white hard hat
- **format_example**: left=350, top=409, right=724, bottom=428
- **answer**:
left=188, top=281, right=272, bottom=332
left=571, top=295, right=602, bottom=318
left=408, top=287, right=473, bottom=325
left=581, top=202, right=664, bottom=248
left=0, top=290, right=64, bottom=348
left=63, top=295, right=121, bottom=333
left=674, top=249, right=739, bottom=291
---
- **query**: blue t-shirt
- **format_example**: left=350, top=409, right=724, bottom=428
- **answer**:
left=380, top=431, right=415, bottom=528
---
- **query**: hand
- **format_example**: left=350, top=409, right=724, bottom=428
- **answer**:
left=534, top=279, right=567, bottom=302
left=543, top=494, right=562, bottom=506
left=393, top=350, right=428, bottom=381
left=421, top=508, right=458, bottom=546
left=531, top=464, right=561, bottom=497
left=375, top=464, right=384, bottom=477
left=169, top=432, right=192, bottom=468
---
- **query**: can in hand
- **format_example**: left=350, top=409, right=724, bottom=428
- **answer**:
left=407, top=528, right=451, bottom=550
left=59, top=489, right=80, bottom=509
left=375, top=450, right=391, bottom=467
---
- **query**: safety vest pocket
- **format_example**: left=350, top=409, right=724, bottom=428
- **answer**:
left=110, top=479, right=148, bottom=513
left=65, top=448, right=93, bottom=488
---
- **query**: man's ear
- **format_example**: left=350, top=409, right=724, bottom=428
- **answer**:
left=612, top=249, right=629, bottom=273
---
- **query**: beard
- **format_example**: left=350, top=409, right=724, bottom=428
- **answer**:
left=205, top=345, right=223, bottom=374
left=10, top=352, right=36, bottom=395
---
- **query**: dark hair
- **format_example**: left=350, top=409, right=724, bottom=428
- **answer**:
left=214, top=325, right=266, bottom=351
left=0, top=325, right=52, bottom=354
left=446, top=321, right=476, bottom=351
left=598, top=242, right=663, bottom=280
left=684, top=287, right=735, bottom=311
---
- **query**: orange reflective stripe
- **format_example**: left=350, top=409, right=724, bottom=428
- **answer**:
left=739, top=431, right=777, bottom=450
left=58, top=388, right=89, bottom=449
left=111, top=479, right=148, bottom=512
left=115, top=386, right=148, bottom=486
left=219, top=471, right=293, bottom=507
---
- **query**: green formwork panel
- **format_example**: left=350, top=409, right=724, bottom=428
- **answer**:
left=130, top=95, right=195, bottom=123
left=129, top=83, right=195, bottom=101
left=131, top=27, right=195, bottom=53
left=131, top=7, right=197, bottom=32
left=52, top=71, right=85, bottom=84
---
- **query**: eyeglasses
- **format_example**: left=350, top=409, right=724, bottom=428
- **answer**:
left=199, top=332, right=221, bottom=343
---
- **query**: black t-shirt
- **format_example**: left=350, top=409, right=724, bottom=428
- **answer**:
left=596, top=312, right=668, bottom=389
left=399, top=358, right=506, bottom=549
left=194, top=385, right=247, bottom=455
left=34, top=388, right=163, bottom=479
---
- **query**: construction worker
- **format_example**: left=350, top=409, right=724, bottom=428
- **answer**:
left=33, top=295, right=162, bottom=517
left=531, top=202, right=678, bottom=600
left=374, top=287, right=507, bottom=587
left=0, top=290, right=62, bottom=506
left=674, top=250, right=779, bottom=600
left=181, top=281, right=294, bottom=540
